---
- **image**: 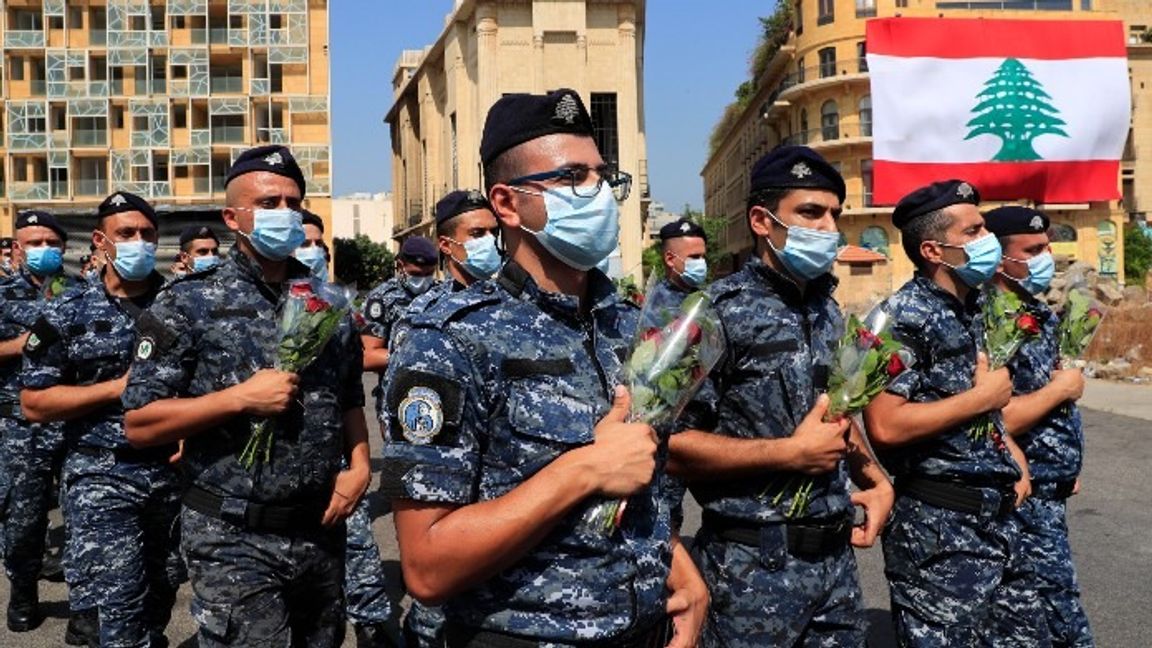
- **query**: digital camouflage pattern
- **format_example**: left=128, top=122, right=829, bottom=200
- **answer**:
left=344, top=494, right=392, bottom=626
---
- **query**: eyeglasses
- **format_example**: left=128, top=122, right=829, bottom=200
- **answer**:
left=507, top=164, right=632, bottom=202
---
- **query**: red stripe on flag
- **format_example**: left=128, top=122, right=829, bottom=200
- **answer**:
left=866, top=18, right=1127, bottom=60
left=872, top=160, right=1121, bottom=205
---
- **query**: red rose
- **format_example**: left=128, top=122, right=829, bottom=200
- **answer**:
left=1016, top=313, right=1040, bottom=335
left=640, top=327, right=662, bottom=343
left=1087, top=308, right=1103, bottom=320
left=305, top=296, right=330, bottom=313
left=632, top=292, right=646, bottom=306
left=856, top=328, right=882, bottom=350
left=289, top=282, right=314, bottom=298
left=684, top=322, right=703, bottom=346
left=886, top=353, right=906, bottom=378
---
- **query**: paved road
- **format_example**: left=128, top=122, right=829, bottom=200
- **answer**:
left=3, top=383, right=1149, bottom=647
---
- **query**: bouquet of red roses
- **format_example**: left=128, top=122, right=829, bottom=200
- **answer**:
left=765, top=301, right=908, bottom=519
left=970, top=286, right=1041, bottom=441
left=1058, top=289, right=1105, bottom=365
left=578, top=290, right=724, bottom=535
left=239, top=278, right=354, bottom=468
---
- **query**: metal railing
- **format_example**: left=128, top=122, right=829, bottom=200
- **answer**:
left=210, top=77, right=243, bottom=93
left=937, top=0, right=1079, bottom=8
left=90, top=30, right=107, bottom=46
left=5, top=30, right=46, bottom=48
left=74, top=178, right=108, bottom=196
left=191, top=28, right=207, bottom=44
left=781, top=122, right=872, bottom=147
left=29, top=80, right=47, bottom=96
left=9, top=181, right=50, bottom=201
left=209, top=27, right=229, bottom=44
left=72, top=130, right=108, bottom=146
left=194, top=176, right=212, bottom=194
left=780, top=59, right=870, bottom=93
left=210, top=125, right=245, bottom=143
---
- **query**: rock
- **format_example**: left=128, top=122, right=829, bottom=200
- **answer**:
left=1138, top=366, right=1152, bottom=379
left=1048, top=275, right=1068, bottom=292
left=1123, top=285, right=1147, bottom=304
left=1095, top=281, right=1124, bottom=306
left=1095, top=359, right=1132, bottom=380
left=1125, top=344, right=1144, bottom=363
left=1063, top=261, right=1098, bottom=292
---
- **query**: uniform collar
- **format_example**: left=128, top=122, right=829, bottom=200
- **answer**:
left=911, top=273, right=981, bottom=317
left=743, top=255, right=837, bottom=304
left=496, top=260, right=619, bottom=322
left=226, top=246, right=311, bottom=303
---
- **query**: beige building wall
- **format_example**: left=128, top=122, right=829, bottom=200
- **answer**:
left=703, top=0, right=1151, bottom=309
left=0, top=0, right=333, bottom=251
left=332, top=192, right=393, bottom=244
left=385, top=0, right=648, bottom=273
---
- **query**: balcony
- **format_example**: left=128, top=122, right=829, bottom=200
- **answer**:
left=209, top=28, right=229, bottom=45
left=90, top=30, right=107, bottom=46
left=777, top=60, right=869, bottom=100
left=74, top=178, right=108, bottom=196
left=72, top=130, right=108, bottom=147
left=780, top=123, right=872, bottom=150
left=9, top=133, right=49, bottom=150
left=256, top=127, right=288, bottom=144
left=9, top=181, right=50, bottom=201
left=191, top=28, right=207, bottom=44
left=29, top=80, right=47, bottom=96
left=211, top=125, right=245, bottom=143
left=5, top=30, right=46, bottom=48
left=406, top=201, right=425, bottom=227
left=210, top=77, right=243, bottom=94
left=194, top=176, right=212, bottom=194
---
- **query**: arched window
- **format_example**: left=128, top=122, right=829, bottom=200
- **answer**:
left=799, top=108, right=809, bottom=144
left=860, top=225, right=889, bottom=256
left=859, top=95, right=872, bottom=137
left=1048, top=223, right=1077, bottom=242
left=821, top=100, right=839, bottom=141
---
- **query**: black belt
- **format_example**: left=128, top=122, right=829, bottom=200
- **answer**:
left=701, top=510, right=852, bottom=557
left=73, top=444, right=177, bottom=465
left=446, top=618, right=672, bottom=648
left=899, top=476, right=1016, bottom=518
left=1031, top=479, right=1076, bottom=501
left=0, top=401, right=21, bottom=419
left=183, top=485, right=327, bottom=535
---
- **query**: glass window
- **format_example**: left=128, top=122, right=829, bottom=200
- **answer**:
left=860, top=225, right=888, bottom=256
left=861, top=159, right=874, bottom=207
left=819, top=47, right=836, bottom=78
left=857, top=42, right=868, bottom=73
left=859, top=95, right=872, bottom=137
left=799, top=109, right=809, bottom=144
left=796, top=56, right=806, bottom=84
left=821, top=100, right=839, bottom=141
left=818, top=0, right=834, bottom=25
left=590, top=93, right=619, bottom=165
left=856, top=0, right=877, bottom=17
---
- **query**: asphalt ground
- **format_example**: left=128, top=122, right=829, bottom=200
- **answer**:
left=2, top=381, right=1149, bottom=647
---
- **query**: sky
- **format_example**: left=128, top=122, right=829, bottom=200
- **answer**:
left=330, top=1, right=767, bottom=213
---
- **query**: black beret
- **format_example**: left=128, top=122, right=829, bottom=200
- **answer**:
left=480, top=89, right=594, bottom=166
left=98, top=191, right=157, bottom=227
left=179, top=225, right=219, bottom=248
left=892, top=179, right=980, bottom=229
left=225, top=145, right=306, bottom=197
left=301, top=209, right=324, bottom=232
left=984, top=205, right=1050, bottom=238
left=0, top=237, right=13, bottom=250
left=659, top=218, right=708, bottom=243
left=399, top=236, right=438, bottom=266
left=749, top=146, right=846, bottom=202
left=436, top=190, right=492, bottom=225
left=15, top=210, right=68, bottom=241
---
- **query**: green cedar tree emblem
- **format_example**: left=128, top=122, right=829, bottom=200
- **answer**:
left=965, top=58, right=1069, bottom=162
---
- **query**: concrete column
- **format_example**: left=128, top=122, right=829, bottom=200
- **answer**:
left=616, top=2, right=644, bottom=280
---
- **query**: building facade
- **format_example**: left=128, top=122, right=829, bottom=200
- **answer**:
left=703, top=0, right=1152, bottom=309
left=385, top=0, right=648, bottom=274
left=331, top=191, right=392, bottom=243
left=0, top=0, right=332, bottom=254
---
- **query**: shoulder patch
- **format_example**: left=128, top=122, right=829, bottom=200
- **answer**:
left=24, top=317, right=60, bottom=358
left=366, top=299, right=385, bottom=321
left=387, top=368, right=464, bottom=445
left=135, top=336, right=155, bottom=360
left=397, top=387, right=444, bottom=444
left=134, top=310, right=178, bottom=357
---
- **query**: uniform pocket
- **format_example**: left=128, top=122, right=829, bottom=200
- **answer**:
left=497, top=380, right=596, bottom=476
left=190, top=597, right=233, bottom=642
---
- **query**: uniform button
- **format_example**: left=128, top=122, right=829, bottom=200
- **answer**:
left=483, top=285, right=495, bottom=294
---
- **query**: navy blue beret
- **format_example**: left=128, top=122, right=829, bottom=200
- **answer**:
left=301, top=209, right=324, bottom=232
left=399, top=236, right=438, bottom=266
left=892, top=179, right=980, bottom=229
left=480, top=89, right=595, bottom=166
left=98, top=191, right=157, bottom=227
left=436, top=190, right=492, bottom=226
left=984, top=205, right=1050, bottom=238
left=225, top=145, right=306, bottom=197
left=659, top=218, right=708, bottom=243
left=16, top=210, right=67, bottom=241
left=749, top=146, right=846, bottom=202
left=0, top=237, right=13, bottom=249
left=179, top=225, right=219, bottom=248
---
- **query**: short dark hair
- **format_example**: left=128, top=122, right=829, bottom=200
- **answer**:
left=745, top=189, right=789, bottom=241
left=483, top=147, right=526, bottom=193
left=901, top=207, right=955, bottom=271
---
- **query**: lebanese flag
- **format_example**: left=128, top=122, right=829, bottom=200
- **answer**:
left=866, top=18, right=1130, bottom=205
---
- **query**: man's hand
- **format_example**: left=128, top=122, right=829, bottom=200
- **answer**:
left=850, top=481, right=894, bottom=548
left=578, top=386, right=657, bottom=498
left=1050, top=368, right=1085, bottom=402
left=231, top=369, right=299, bottom=416
left=787, top=394, right=849, bottom=475
left=322, top=464, right=371, bottom=526
left=973, top=353, right=1012, bottom=413
left=665, top=538, right=708, bottom=648
left=167, top=440, right=183, bottom=465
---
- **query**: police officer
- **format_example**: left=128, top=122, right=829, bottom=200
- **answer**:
left=20, top=191, right=182, bottom=648
left=121, top=145, right=371, bottom=647
left=668, top=146, right=893, bottom=647
left=0, top=237, right=15, bottom=276
left=987, top=205, right=1093, bottom=647
left=383, top=89, right=708, bottom=647
left=649, top=218, right=708, bottom=316
left=360, top=236, right=438, bottom=416
left=295, top=210, right=331, bottom=282
left=176, top=225, right=222, bottom=276
left=0, top=210, right=77, bottom=632
left=863, top=181, right=1045, bottom=646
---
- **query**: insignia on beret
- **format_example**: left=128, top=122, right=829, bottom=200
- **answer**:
left=467, top=189, right=485, bottom=202
left=1029, top=215, right=1044, bottom=231
left=553, top=94, right=580, bottom=125
left=956, top=182, right=974, bottom=199
left=399, top=386, right=444, bottom=445
left=25, top=334, right=40, bottom=351
left=264, top=152, right=284, bottom=167
left=791, top=162, right=812, bottom=179
left=109, top=194, right=128, bottom=207
left=367, top=301, right=384, bottom=320
left=136, top=337, right=155, bottom=360
left=680, top=222, right=691, bottom=232
left=27, top=214, right=38, bottom=224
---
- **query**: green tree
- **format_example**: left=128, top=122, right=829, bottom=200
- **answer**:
left=334, top=235, right=394, bottom=292
left=1124, top=225, right=1152, bottom=285
left=965, top=58, right=1068, bottom=161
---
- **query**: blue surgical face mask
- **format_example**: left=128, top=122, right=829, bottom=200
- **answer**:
left=766, top=210, right=840, bottom=280
left=677, top=256, right=708, bottom=288
left=403, top=273, right=434, bottom=296
left=450, top=234, right=502, bottom=280
left=518, top=185, right=620, bottom=271
left=109, top=240, right=157, bottom=281
left=939, top=233, right=1003, bottom=288
left=1003, top=251, right=1055, bottom=295
left=295, top=245, right=329, bottom=281
left=192, top=255, right=219, bottom=272
left=24, top=246, right=63, bottom=276
left=244, top=208, right=305, bottom=261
